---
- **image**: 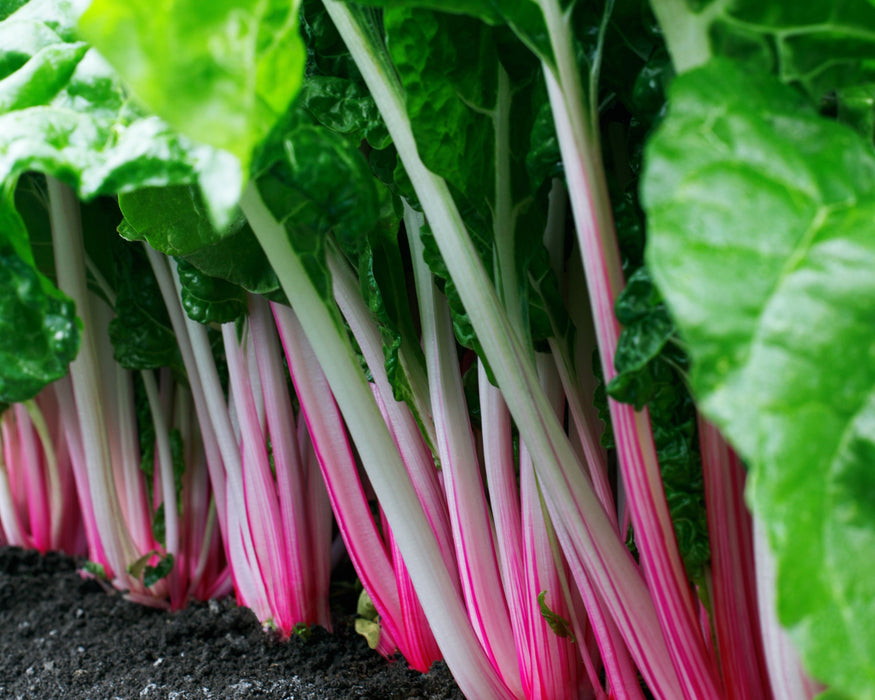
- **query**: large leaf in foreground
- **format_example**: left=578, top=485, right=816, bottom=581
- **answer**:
left=78, top=0, right=306, bottom=190
left=0, top=0, right=239, bottom=222
left=643, top=59, right=875, bottom=697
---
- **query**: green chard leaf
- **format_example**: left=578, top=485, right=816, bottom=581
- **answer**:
left=0, top=0, right=240, bottom=224
left=657, top=0, right=875, bottom=102
left=175, top=258, right=247, bottom=325
left=0, top=193, right=80, bottom=403
left=384, top=6, right=496, bottom=210
left=607, top=267, right=709, bottom=579
left=301, top=75, right=391, bottom=149
left=119, top=185, right=283, bottom=299
left=78, top=0, right=306, bottom=200
left=643, top=59, right=875, bottom=696
left=256, top=124, right=380, bottom=304
left=608, top=267, right=676, bottom=410
left=385, top=6, right=569, bottom=362
left=108, top=244, right=183, bottom=373
left=350, top=0, right=554, bottom=62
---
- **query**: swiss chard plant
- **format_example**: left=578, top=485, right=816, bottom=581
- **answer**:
left=1, top=0, right=874, bottom=698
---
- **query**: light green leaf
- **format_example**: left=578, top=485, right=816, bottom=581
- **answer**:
left=79, top=0, right=306, bottom=190
left=644, top=59, right=875, bottom=697
left=0, top=0, right=240, bottom=224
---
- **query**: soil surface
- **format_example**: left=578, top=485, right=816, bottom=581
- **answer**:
left=0, top=547, right=463, bottom=699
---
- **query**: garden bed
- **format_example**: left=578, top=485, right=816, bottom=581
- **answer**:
left=0, top=547, right=462, bottom=699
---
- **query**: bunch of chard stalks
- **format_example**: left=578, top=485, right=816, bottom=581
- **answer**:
left=0, top=0, right=826, bottom=697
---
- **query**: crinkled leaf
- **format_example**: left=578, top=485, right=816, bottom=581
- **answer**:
left=256, top=124, right=379, bottom=304
left=301, top=75, right=390, bottom=149
left=385, top=6, right=496, bottom=210
left=644, top=59, right=875, bottom=696
left=108, top=244, right=182, bottom=373
left=300, top=0, right=361, bottom=81
left=669, top=0, right=875, bottom=101
left=605, top=266, right=709, bottom=577
left=0, top=195, right=80, bottom=403
left=386, top=7, right=565, bottom=366
left=119, top=185, right=283, bottom=298
left=607, top=267, right=675, bottom=409
left=647, top=367, right=709, bottom=579
left=175, top=258, right=247, bottom=325
left=78, top=0, right=305, bottom=194
left=352, top=0, right=553, bottom=61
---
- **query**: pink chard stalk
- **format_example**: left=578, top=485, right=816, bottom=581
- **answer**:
left=43, top=177, right=228, bottom=609
left=0, top=394, right=84, bottom=556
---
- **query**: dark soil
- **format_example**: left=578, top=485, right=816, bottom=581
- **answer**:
left=0, top=547, right=463, bottom=699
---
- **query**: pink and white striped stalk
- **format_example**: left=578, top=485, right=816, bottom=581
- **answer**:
left=319, top=5, right=688, bottom=694
left=327, top=251, right=458, bottom=582
left=49, top=177, right=151, bottom=596
left=250, top=294, right=332, bottom=629
left=535, top=2, right=721, bottom=693
left=273, top=301, right=447, bottom=670
left=413, top=245, right=523, bottom=698
left=699, top=418, right=771, bottom=699
left=149, top=251, right=332, bottom=631
left=223, top=319, right=300, bottom=632
left=0, top=394, right=83, bottom=555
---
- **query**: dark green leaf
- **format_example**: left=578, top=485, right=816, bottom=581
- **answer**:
left=0, top=195, right=80, bottom=403
left=607, top=267, right=675, bottom=409
left=143, top=552, right=174, bottom=587
left=302, top=75, right=390, bottom=149
left=256, top=124, right=380, bottom=303
left=108, top=245, right=182, bottom=373
left=175, top=258, right=247, bottom=325
left=119, top=185, right=283, bottom=298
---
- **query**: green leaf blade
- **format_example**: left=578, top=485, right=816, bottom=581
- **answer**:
left=78, top=0, right=306, bottom=180
left=0, top=1, right=243, bottom=224
left=643, top=59, right=875, bottom=697
left=0, top=197, right=80, bottom=403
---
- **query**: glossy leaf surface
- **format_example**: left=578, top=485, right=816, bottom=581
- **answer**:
left=79, top=0, right=305, bottom=196
left=644, top=59, right=875, bottom=696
